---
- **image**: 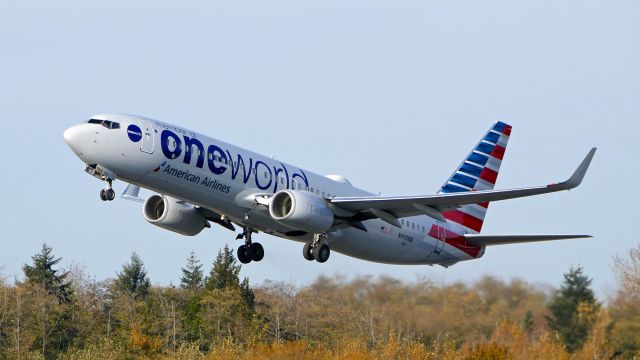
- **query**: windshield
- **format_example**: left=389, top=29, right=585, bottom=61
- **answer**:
left=86, top=119, right=120, bottom=129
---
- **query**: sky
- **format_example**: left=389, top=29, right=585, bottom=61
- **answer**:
left=0, top=0, right=638, bottom=298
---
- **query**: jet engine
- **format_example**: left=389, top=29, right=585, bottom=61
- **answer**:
left=269, top=190, right=334, bottom=233
left=143, top=195, right=208, bottom=236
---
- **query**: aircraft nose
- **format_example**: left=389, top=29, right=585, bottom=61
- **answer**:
left=63, top=125, right=86, bottom=155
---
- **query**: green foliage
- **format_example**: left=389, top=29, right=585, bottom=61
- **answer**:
left=22, top=243, right=72, bottom=303
left=180, top=252, right=203, bottom=291
left=113, top=252, right=151, bottom=300
left=546, top=266, right=598, bottom=353
left=181, top=293, right=203, bottom=343
left=204, top=245, right=255, bottom=311
left=521, top=309, right=534, bottom=334
left=205, top=245, right=241, bottom=291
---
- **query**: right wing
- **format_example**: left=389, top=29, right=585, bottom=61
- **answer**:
left=330, top=148, right=596, bottom=223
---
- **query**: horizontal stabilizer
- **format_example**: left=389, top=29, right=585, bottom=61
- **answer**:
left=464, top=234, right=592, bottom=246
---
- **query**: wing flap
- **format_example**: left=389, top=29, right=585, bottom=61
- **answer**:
left=464, top=234, right=592, bottom=246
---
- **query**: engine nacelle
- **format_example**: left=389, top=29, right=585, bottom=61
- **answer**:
left=143, top=195, right=208, bottom=236
left=269, top=190, right=334, bottom=233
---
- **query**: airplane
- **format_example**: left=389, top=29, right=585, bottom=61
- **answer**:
left=63, top=115, right=596, bottom=267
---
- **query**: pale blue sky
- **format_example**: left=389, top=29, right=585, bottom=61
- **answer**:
left=0, top=0, right=638, bottom=297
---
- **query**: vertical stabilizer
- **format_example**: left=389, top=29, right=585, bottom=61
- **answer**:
left=438, top=121, right=512, bottom=233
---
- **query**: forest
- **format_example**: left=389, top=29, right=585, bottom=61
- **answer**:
left=0, top=243, right=639, bottom=360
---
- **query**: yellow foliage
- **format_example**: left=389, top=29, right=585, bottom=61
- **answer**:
left=130, top=323, right=163, bottom=356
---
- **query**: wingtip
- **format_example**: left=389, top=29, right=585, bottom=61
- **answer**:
left=562, top=147, right=596, bottom=189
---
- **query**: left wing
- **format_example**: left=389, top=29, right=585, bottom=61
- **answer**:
left=464, top=234, right=591, bottom=246
left=330, top=148, right=596, bottom=224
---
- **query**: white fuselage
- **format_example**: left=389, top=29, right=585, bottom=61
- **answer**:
left=64, top=114, right=483, bottom=266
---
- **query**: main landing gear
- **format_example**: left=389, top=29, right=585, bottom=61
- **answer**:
left=303, top=233, right=330, bottom=263
left=236, top=227, right=264, bottom=264
left=99, top=179, right=116, bottom=201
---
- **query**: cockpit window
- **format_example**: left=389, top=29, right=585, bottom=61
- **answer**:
left=86, top=119, right=120, bottom=129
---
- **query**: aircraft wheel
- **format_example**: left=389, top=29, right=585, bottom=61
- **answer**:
left=302, top=242, right=314, bottom=261
left=106, top=188, right=116, bottom=201
left=248, top=243, right=264, bottom=262
left=237, top=245, right=252, bottom=264
left=313, top=244, right=330, bottom=263
left=99, top=189, right=107, bottom=201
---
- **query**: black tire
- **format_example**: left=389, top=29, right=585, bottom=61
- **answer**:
left=99, top=189, right=107, bottom=201
left=237, top=245, right=251, bottom=264
left=106, top=188, right=116, bottom=201
left=302, top=242, right=314, bottom=261
left=314, top=244, right=330, bottom=263
left=248, top=243, right=264, bottom=262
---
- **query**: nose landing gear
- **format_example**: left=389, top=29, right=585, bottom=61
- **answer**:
left=236, top=227, right=264, bottom=264
left=99, top=179, right=116, bottom=201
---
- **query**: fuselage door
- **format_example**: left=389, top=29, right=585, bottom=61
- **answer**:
left=138, top=119, right=155, bottom=154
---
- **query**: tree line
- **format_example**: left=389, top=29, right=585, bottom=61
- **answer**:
left=0, top=243, right=639, bottom=359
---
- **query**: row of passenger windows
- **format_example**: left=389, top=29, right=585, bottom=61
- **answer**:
left=87, top=119, right=120, bottom=129
left=400, top=218, right=426, bottom=233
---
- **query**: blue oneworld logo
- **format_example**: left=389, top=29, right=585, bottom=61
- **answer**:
left=158, top=127, right=309, bottom=193
left=127, top=124, right=143, bottom=142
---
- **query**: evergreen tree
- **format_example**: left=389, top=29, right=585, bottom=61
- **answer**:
left=546, top=266, right=598, bottom=352
left=113, top=252, right=151, bottom=300
left=22, top=243, right=72, bottom=303
left=240, top=277, right=255, bottom=312
left=522, top=310, right=534, bottom=335
left=180, top=252, right=204, bottom=291
left=204, top=245, right=255, bottom=310
left=205, top=245, right=241, bottom=290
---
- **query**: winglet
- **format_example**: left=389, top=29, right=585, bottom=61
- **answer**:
left=555, top=147, right=597, bottom=190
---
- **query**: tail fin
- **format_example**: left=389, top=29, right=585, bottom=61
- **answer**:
left=438, top=121, right=512, bottom=233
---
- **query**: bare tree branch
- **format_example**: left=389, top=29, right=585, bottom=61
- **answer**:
left=612, top=244, right=640, bottom=293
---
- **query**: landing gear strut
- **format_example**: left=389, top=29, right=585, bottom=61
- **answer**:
left=236, top=227, right=264, bottom=264
left=99, top=179, right=115, bottom=201
left=303, top=233, right=330, bottom=263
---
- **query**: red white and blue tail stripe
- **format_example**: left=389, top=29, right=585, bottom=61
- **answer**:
left=438, top=121, right=512, bottom=233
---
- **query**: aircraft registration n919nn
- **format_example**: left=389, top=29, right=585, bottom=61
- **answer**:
left=63, top=115, right=596, bottom=266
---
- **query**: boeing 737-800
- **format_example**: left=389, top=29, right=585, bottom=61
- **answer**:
left=63, top=115, right=595, bottom=266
